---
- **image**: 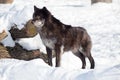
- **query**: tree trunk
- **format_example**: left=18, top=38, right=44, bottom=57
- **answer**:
left=91, top=0, right=112, bottom=4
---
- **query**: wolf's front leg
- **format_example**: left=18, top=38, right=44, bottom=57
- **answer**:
left=55, top=44, right=61, bottom=67
left=46, top=47, right=53, bottom=66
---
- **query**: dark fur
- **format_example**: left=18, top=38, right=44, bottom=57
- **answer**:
left=32, top=6, right=95, bottom=69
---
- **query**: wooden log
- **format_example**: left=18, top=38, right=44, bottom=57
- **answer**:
left=0, top=30, right=8, bottom=42
left=24, top=19, right=37, bottom=37
left=7, top=20, right=48, bottom=63
left=91, top=0, right=112, bottom=4
left=6, top=43, right=48, bottom=63
left=0, top=42, right=48, bottom=63
left=9, top=26, right=29, bottom=40
left=9, top=20, right=37, bottom=40
left=0, top=0, right=13, bottom=4
left=0, top=43, right=11, bottom=59
left=0, top=22, right=48, bottom=62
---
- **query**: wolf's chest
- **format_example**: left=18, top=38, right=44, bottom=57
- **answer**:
left=41, top=37, right=57, bottom=49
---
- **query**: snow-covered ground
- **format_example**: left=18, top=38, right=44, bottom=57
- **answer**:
left=0, top=0, right=120, bottom=80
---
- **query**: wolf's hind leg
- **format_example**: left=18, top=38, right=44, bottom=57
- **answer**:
left=87, top=52, right=95, bottom=69
left=82, top=50, right=95, bottom=69
left=73, top=50, right=86, bottom=69
left=81, top=40, right=95, bottom=69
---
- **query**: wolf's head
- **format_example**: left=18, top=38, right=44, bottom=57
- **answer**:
left=32, top=6, right=51, bottom=28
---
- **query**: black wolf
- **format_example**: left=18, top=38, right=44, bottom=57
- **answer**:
left=32, top=6, right=95, bottom=69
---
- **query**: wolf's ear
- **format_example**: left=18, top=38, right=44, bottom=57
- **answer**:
left=42, top=7, right=47, bottom=11
left=34, top=5, right=39, bottom=12
left=42, top=7, right=50, bottom=14
left=42, top=6, right=51, bottom=19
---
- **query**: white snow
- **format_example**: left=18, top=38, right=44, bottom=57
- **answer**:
left=0, top=0, right=120, bottom=80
